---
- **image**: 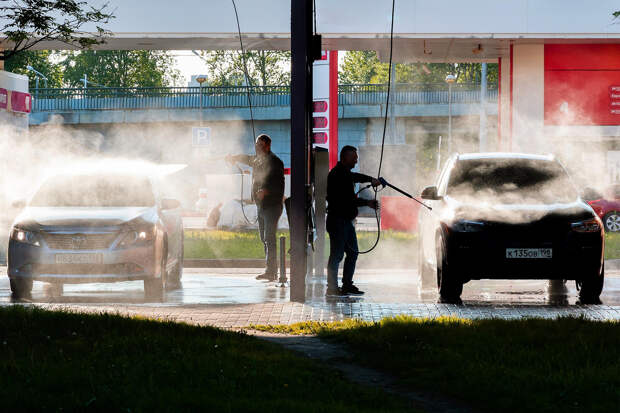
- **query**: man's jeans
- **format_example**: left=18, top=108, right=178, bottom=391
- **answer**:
left=326, top=215, right=358, bottom=289
left=258, top=204, right=283, bottom=275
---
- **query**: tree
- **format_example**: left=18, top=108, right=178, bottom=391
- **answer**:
left=0, top=0, right=114, bottom=61
left=199, top=50, right=291, bottom=86
left=62, top=50, right=181, bottom=88
left=4, top=50, right=63, bottom=89
left=339, top=50, right=498, bottom=85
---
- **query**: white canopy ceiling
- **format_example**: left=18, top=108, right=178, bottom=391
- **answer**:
left=3, top=0, right=620, bottom=62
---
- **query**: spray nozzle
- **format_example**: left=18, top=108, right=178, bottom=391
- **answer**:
left=378, top=177, right=388, bottom=188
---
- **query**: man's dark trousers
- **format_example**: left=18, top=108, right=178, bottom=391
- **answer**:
left=326, top=215, right=359, bottom=290
left=258, top=204, right=282, bottom=275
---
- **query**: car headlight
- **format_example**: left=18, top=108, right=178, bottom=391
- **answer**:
left=571, top=217, right=602, bottom=233
left=10, top=227, right=41, bottom=246
left=450, top=220, right=486, bottom=233
left=117, top=226, right=156, bottom=248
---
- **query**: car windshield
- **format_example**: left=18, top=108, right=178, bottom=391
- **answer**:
left=30, top=175, right=155, bottom=207
left=447, top=158, right=578, bottom=204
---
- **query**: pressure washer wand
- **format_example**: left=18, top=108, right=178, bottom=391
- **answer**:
left=378, top=178, right=432, bottom=211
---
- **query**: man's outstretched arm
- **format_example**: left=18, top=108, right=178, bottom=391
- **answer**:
left=352, top=172, right=381, bottom=188
left=225, top=154, right=254, bottom=166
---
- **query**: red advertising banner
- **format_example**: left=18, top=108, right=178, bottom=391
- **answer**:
left=0, top=88, right=7, bottom=109
left=10, top=91, right=31, bottom=113
left=545, top=45, right=620, bottom=125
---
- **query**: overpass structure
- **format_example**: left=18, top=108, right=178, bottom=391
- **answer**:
left=30, top=84, right=498, bottom=125
left=4, top=0, right=620, bottom=300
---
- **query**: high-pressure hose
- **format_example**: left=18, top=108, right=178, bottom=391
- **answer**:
left=231, top=0, right=258, bottom=225
left=355, top=0, right=396, bottom=255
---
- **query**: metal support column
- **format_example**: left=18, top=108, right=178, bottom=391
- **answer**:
left=290, top=0, right=313, bottom=302
left=313, top=148, right=329, bottom=278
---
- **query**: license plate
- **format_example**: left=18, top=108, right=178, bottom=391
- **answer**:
left=55, top=253, right=103, bottom=264
left=506, top=248, right=552, bottom=259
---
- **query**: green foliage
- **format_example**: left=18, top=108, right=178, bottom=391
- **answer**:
left=0, top=306, right=411, bottom=411
left=198, top=50, right=291, bottom=86
left=256, top=316, right=620, bottom=413
left=3, top=50, right=63, bottom=89
left=61, top=50, right=182, bottom=87
left=0, top=0, right=114, bottom=61
left=339, top=50, right=498, bottom=85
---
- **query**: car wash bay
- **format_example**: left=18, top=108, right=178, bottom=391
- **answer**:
left=8, top=0, right=620, bottom=315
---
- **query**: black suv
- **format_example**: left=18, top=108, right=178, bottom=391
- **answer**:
left=418, top=153, right=604, bottom=303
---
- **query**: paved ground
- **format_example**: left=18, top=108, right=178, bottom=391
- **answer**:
left=2, top=266, right=620, bottom=326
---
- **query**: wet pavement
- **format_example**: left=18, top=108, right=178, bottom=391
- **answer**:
left=1, top=266, right=619, bottom=326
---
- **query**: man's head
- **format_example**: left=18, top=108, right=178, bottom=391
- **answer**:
left=255, top=134, right=272, bottom=156
left=340, top=145, right=358, bottom=169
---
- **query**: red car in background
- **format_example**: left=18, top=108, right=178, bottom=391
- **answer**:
left=585, top=184, right=620, bottom=232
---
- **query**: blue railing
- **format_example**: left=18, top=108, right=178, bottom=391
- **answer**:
left=31, top=83, right=498, bottom=112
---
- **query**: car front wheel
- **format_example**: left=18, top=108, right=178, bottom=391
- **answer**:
left=144, top=253, right=166, bottom=300
left=167, top=242, right=183, bottom=289
left=10, top=278, right=33, bottom=298
left=436, top=237, right=463, bottom=302
left=603, top=211, right=620, bottom=232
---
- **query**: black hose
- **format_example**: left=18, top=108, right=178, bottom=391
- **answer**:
left=356, top=0, right=395, bottom=255
left=237, top=165, right=258, bottom=225
left=231, top=0, right=256, bottom=139
left=231, top=0, right=258, bottom=225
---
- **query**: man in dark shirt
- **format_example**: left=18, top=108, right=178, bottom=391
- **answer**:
left=326, top=145, right=380, bottom=295
left=226, top=134, right=285, bottom=281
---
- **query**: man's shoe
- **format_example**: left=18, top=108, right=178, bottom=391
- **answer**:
left=342, top=284, right=364, bottom=295
left=326, top=287, right=342, bottom=296
left=256, top=272, right=277, bottom=281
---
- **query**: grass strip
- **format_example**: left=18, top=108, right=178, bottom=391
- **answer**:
left=184, top=229, right=620, bottom=262
left=0, top=306, right=414, bottom=412
left=252, top=316, right=620, bottom=413
left=183, top=229, right=416, bottom=260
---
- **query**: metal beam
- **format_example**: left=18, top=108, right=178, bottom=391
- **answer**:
left=289, top=0, right=312, bottom=302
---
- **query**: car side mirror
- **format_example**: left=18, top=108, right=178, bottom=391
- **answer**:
left=421, top=186, right=442, bottom=200
left=161, top=198, right=181, bottom=210
left=11, top=199, right=26, bottom=209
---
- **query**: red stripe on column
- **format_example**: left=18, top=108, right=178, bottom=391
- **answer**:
left=329, top=50, right=339, bottom=169
left=509, top=44, right=514, bottom=152
left=498, top=57, right=502, bottom=150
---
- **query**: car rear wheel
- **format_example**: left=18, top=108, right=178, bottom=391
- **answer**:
left=577, top=264, right=604, bottom=303
left=10, top=278, right=33, bottom=298
left=436, top=237, right=463, bottom=302
left=603, top=212, right=620, bottom=232
left=144, top=253, right=166, bottom=299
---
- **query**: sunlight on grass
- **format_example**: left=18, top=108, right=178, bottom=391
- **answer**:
left=251, top=316, right=620, bottom=413
left=251, top=315, right=470, bottom=335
